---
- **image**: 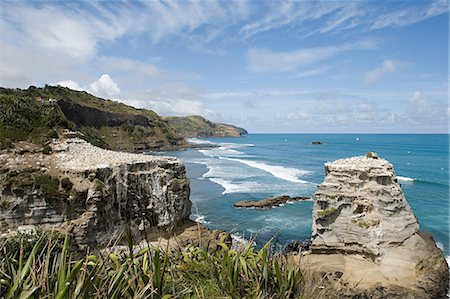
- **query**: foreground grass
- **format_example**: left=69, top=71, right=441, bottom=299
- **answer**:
left=0, top=231, right=320, bottom=299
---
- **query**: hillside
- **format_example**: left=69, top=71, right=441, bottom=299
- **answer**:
left=0, top=86, right=187, bottom=151
left=164, top=115, right=247, bottom=138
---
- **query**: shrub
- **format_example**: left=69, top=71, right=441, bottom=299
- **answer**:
left=318, top=207, right=337, bottom=218
left=60, top=177, right=73, bottom=191
left=0, top=233, right=315, bottom=298
left=42, top=144, right=52, bottom=154
left=34, top=174, right=60, bottom=199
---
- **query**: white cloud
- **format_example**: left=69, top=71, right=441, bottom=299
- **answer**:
left=147, top=99, right=212, bottom=117
left=55, top=80, right=83, bottom=91
left=364, top=60, right=404, bottom=84
left=144, top=0, right=249, bottom=43
left=240, top=1, right=351, bottom=38
left=88, top=74, right=121, bottom=98
left=240, top=1, right=447, bottom=39
left=98, top=57, right=163, bottom=79
left=371, top=0, right=448, bottom=30
left=406, top=90, right=447, bottom=124
left=246, top=40, right=376, bottom=73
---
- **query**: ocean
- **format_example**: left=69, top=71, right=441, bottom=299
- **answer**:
left=158, top=134, right=449, bottom=256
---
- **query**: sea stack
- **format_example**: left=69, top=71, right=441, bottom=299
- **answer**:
left=300, top=153, right=449, bottom=298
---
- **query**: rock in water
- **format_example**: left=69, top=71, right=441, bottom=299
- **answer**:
left=311, top=154, right=419, bottom=256
left=298, top=154, right=448, bottom=298
left=234, top=195, right=309, bottom=209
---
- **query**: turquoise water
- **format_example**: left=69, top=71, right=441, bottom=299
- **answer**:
left=161, top=134, right=449, bottom=255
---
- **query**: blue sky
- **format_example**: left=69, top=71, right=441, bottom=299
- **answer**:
left=0, top=0, right=448, bottom=133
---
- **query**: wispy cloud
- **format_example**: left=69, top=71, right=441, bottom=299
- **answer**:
left=98, top=57, right=163, bottom=79
left=364, top=60, right=406, bottom=84
left=246, top=40, right=376, bottom=74
left=240, top=0, right=447, bottom=38
left=371, top=0, right=448, bottom=30
left=240, top=1, right=351, bottom=38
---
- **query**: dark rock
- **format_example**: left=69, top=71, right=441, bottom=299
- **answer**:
left=312, top=141, right=322, bottom=145
left=283, top=238, right=311, bottom=254
left=234, top=195, right=310, bottom=209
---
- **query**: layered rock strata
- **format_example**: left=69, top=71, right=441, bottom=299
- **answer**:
left=299, top=153, right=448, bottom=298
left=0, top=138, right=192, bottom=248
left=311, top=154, right=419, bottom=256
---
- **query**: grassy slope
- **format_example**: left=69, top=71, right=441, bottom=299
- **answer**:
left=165, top=115, right=247, bottom=138
left=0, top=86, right=186, bottom=151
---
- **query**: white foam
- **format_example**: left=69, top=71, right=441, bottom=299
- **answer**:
left=231, top=234, right=256, bottom=250
left=209, top=178, right=264, bottom=194
left=397, top=176, right=414, bottom=182
left=220, top=157, right=312, bottom=184
left=186, top=138, right=217, bottom=145
left=192, top=213, right=211, bottom=224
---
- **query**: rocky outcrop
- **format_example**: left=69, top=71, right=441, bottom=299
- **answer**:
left=0, top=138, right=192, bottom=248
left=164, top=115, right=247, bottom=138
left=298, top=153, right=448, bottom=298
left=311, top=153, right=419, bottom=256
left=234, top=195, right=309, bottom=209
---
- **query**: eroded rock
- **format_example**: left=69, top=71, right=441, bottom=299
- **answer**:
left=298, top=153, right=448, bottom=298
left=0, top=139, right=192, bottom=249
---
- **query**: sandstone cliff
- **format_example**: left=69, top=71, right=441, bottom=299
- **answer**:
left=164, top=115, right=247, bottom=138
left=299, top=153, right=448, bottom=298
left=0, top=138, right=192, bottom=248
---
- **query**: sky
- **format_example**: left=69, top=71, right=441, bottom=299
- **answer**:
left=0, top=0, right=448, bottom=133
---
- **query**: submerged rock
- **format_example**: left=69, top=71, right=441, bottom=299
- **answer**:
left=233, top=195, right=309, bottom=209
left=298, top=153, right=448, bottom=298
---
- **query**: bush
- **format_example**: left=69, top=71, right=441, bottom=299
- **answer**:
left=34, top=174, right=60, bottom=199
left=60, top=177, right=73, bottom=191
left=42, top=144, right=52, bottom=154
left=0, top=233, right=315, bottom=298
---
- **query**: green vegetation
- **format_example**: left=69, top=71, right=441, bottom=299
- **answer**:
left=357, top=220, right=369, bottom=228
left=317, top=207, right=337, bottom=218
left=34, top=174, right=60, bottom=199
left=42, top=144, right=52, bottom=154
left=0, top=86, right=185, bottom=151
left=165, top=115, right=247, bottom=138
left=0, top=231, right=315, bottom=298
left=0, top=92, right=69, bottom=148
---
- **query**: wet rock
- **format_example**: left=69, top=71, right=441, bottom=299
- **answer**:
left=234, top=195, right=310, bottom=209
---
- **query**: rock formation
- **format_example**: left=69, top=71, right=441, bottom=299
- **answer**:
left=298, top=153, right=448, bottom=298
left=311, top=154, right=419, bottom=256
left=0, top=138, right=192, bottom=248
left=234, top=195, right=310, bottom=209
left=164, top=115, right=247, bottom=138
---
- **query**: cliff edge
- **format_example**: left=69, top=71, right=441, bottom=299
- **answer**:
left=298, top=153, right=448, bottom=298
left=0, top=138, right=192, bottom=248
left=164, top=115, right=247, bottom=138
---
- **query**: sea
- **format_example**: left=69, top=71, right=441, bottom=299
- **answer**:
left=157, top=134, right=449, bottom=258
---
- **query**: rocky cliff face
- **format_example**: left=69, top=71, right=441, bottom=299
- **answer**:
left=0, top=138, right=192, bottom=248
left=299, top=153, right=448, bottom=298
left=164, top=115, right=247, bottom=138
left=311, top=153, right=419, bottom=257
